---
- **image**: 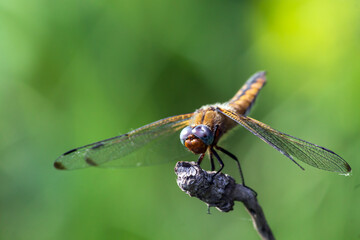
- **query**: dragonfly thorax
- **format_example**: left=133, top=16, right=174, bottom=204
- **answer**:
left=180, top=125, right=214, bottom=154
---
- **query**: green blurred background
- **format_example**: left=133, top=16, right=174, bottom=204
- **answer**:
left=1, top=0, right=359, bottom=239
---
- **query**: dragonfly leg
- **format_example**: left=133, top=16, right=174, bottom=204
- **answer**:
left=215, top=146, right=245, bottom=186
left=211, top=148, right=224, bottom=178
left=209, top=151, right=215, bottom=171
left=197, top=153, right=205, bottom=165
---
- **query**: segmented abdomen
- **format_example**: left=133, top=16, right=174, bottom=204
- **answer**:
left=228, top=71, right=267, bottom=116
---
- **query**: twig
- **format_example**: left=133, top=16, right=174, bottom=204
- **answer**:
left=174, top=161, right=274, bottom=240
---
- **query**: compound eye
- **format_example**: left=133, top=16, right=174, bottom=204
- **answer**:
left=180, top=126, right=193, bottom=145
left=192, top=125, right=214, bottom=145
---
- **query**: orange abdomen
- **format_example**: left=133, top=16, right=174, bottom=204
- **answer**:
left=228, top=71, right=267, bottom=116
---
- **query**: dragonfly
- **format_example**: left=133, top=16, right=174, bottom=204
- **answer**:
left=54, top=71, right=351, bottom=185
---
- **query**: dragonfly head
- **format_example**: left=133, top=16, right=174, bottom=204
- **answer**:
left=180, top=125, right=214, bottom=154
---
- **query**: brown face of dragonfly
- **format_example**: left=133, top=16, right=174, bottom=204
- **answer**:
left=180, top=125, right=214, bottom=154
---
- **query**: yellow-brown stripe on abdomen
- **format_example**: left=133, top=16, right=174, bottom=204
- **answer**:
left=228, top=77, right=266, bottom=115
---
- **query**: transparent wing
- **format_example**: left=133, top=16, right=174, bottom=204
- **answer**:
left=217, top=108, right=351, bottom=174
left=54, top=113, right=194, bottom=170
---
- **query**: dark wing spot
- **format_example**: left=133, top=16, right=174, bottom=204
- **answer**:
left=346, top=163, right=352, bottom=172
left=54, top=162, right=66, bottom=170
left=91, top=142, right=104, bottom=150
left=85, top=157, right=98, bottom=166
left=318, top=146, right=351, bottom=172
left=63, top=148, right=77, bottom=156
